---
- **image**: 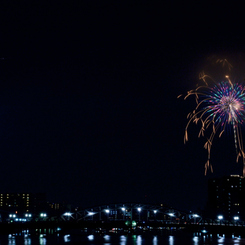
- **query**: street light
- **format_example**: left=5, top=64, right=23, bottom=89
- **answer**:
left=234, top=216, right=239, bottom=226
left=192, top=214, right=199, bottom=224
left=218, top=215, right=223, bottom=225
left=153, top=210, right=157, bottom=220
left=63, top=212, right=72, bottom=217
left=40, top=213, right=47, bottom=218
left=137, top=207, right=141, bottom=221
left=63, top=212, right=72, bottom=220
left=105, top=209, right=110, bottom=220
left=168, top=213, right=175, bottom=223
left=218, top=215, right=223, bottom=220
left=121, top=207, right=126, bottom=220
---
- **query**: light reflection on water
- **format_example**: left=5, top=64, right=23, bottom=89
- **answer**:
left=24, top=237, right=31, bottom=245
left=4, top=231, right=245, bottom=244
left=104, top=234, right=110, bottom=242
left=193, top=236, right=199, bottom=245
left=153, top=236, right=157, bottom=245
left=168, top=235, right=174, bottom=245
left=64, top=234, right=70, bottom=243
left=8, top=235, right=15, bottom=245
left=136, top=235, right=142, bottom=245
left=88, top=234, right=94, bottom=241
left=39, top=234, right=46, bottom=245
left=120, top=235, right=127, bottom=245
left=217, top=234, right=225, bottom=244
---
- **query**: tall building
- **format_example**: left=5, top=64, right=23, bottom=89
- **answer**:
left=207, top=175, right=245, bottom=220
left=0, top=193, right=47, bottom=215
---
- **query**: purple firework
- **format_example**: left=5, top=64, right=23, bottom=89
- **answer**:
left=181, top=76, right=245, bottom=176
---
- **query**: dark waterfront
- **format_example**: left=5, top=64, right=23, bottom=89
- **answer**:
left=2, top=228, right=245, bottom=245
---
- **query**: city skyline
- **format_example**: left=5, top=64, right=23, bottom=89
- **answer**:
left=0, top=1, right=245, bottom=212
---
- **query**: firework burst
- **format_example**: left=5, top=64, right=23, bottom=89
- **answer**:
left=181, top=74, right=245, bottom=176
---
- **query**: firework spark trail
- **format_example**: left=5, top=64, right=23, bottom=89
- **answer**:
left=181, top=73, right=245, bottom=176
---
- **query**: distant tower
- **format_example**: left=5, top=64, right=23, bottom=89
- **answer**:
left=207, top=175, right=245, bottom=221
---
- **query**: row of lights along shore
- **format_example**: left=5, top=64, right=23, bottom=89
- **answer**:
left=8, top=213, right=47, bottom=222
left=87, top=207, right=158, bottom=219
left=102, top=207, right=157, bottom=214
left=217, top=215, right=240, bottom=221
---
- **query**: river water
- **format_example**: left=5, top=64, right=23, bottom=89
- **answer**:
left=1, top=231, right=245, bottom=245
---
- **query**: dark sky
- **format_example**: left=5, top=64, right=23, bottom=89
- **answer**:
left=0, top=1, right=245, bottom=212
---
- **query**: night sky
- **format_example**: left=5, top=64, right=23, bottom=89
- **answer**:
left=0, top=1, right=245, bottom=212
